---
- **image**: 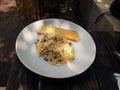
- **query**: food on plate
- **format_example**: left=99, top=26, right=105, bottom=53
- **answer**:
left=37, top=24, right=80, bottom=42
left=36, top=33, right=75, bottom=66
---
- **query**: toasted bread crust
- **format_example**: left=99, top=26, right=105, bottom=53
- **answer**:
left=37, top=24, right=80, bottom=42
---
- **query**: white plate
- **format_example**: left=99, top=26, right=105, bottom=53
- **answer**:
left=16, top=19, right=96, bottom=78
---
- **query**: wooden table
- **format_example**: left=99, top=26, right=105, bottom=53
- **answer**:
left=6, top=20, right=120, bottom=90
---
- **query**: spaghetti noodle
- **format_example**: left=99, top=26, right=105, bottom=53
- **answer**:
left=36, top=33, right=75, bottom=66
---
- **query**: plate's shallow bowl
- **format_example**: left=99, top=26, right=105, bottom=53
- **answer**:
left=16, top=19, right=96, bottom=78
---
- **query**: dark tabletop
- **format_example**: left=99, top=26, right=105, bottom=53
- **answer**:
left=6, top=20, right=120, bottom=90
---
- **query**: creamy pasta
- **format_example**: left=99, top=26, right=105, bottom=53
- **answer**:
left=36, top=33, right=75, bottom=66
